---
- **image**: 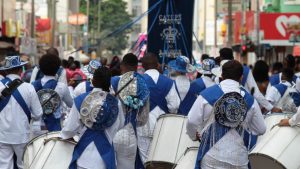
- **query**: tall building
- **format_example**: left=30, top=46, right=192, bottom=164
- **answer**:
left=123, top=0, right=147, bottom=48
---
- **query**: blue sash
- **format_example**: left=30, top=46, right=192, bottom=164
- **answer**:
left=290, top=92, right=300, bottom=107
left=273, top=83, right=288, bottom=97
left=111, top=76, right=120, bottom=92
left=123, top=107, right=144, bottom=169
left=71, top=93, right=116, bottom=169
left=0, top=78, right=31, bottom=122
left=85, top=81, right=93, bottom=93
left=143, top=74, right=173, bottom=113
left=269, top=73, right=280, bottom=86
left=241, top=66, right=250, bottom=86
left=175, top=79, right=204, bottom=115
left=195, top=85, right=256, bottom=169
left=32, top=79, right=60, bottom=131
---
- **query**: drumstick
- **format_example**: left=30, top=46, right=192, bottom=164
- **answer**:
left=270, top=123, right=279, bottom=130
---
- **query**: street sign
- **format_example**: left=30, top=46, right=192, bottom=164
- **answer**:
left=20, top=37, right=37, bottom=55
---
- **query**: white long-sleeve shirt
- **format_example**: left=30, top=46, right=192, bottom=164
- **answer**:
left=73, top=81, right=91, bottom=97
left=201, top=75, right=215, bottom=88
left=61, top=88, right=125, bottom=169
left=0, top=74, right=43, bottom=144
left=265, top=81, right=293, bottom=106
left=186, top=79, right=266, bottom=166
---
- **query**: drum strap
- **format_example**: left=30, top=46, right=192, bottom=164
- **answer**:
left=69, top=128, right=116, bottom=169
left=0, top=78, right=31, bottom=122
left=85, top=81, right=93, bottom=93
left=143, top=74, right=173, bottom=113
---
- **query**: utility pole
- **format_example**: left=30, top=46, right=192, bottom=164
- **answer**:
left=227, top=0, right=233, bottom=47
left=31, top=0, right=35, bottom=38
left=256, top=0, right=260, bottom=57
left=203, top=0, right=207, bottom=53
left=84, top=0, right=89, bottom=54
left=51, top=0, right=57, bottom=47
left=214, top=0, right=218, bottom=48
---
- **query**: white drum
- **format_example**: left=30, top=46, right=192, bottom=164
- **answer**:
left=145, top=114, right=199, bottom=169
left=249, top=113, right=300, bottom=169
left=174, top=147, right=198, bottom=169
left=23, top=132, right=76, bottom=169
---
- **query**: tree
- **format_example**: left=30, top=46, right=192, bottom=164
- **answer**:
left=80, top=0, right=132, bottom=55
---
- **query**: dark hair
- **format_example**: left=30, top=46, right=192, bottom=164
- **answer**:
left=142, top=52, right=159, bottom=70
left=222, top=60, right=243, bottom=81
left=282, top=68, right=294, bottom=82
left=46, top=47, right=59, bottom=57
left=39, top=53, right=61, bottom=76
left=74, top=61, right=81, bottom=69
left=253, top=60, right=269, bottom=83
left=121, top=53, right=138, bottom=67
left=92, top=66, right=111, bottom=92
left=62, top=59, right=68, bottom=68
left=285, top=54, right=295, bottom=68
left=201, top=54, right=209, bottom=61
left=272, top=62, right=283, bottom=74
left=215, top=56, right=221, bottom=66
left=219, top=48, right=234, bottom=61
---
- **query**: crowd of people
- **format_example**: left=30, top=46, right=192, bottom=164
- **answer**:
left=0, top=46, right=300, bottom=169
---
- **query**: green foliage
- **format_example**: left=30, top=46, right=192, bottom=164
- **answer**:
left=80, top=0, right=132, bottom=55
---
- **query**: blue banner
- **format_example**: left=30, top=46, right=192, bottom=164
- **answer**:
left=147, top=0, right=195, bottom=64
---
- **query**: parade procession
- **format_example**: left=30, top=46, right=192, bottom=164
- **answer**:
left=1, top=0, right=300, bottom=169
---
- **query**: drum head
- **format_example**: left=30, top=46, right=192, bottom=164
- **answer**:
left=37, top=89, right=61, bottom=115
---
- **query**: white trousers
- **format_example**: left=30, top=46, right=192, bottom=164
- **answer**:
left=0, top=143, right=26, bottom=169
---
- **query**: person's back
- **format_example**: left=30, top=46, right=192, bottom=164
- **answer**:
left=187, top=60, right=266, bottom=168
left=32, top=54, right=73, bottom=132
left=61, top=67, right=125, bottom=169
left=266, top=68, right=299, bottom=112
left=0, top=56, right=43, bottom=169
left=142, top=53, right=180, bottom=116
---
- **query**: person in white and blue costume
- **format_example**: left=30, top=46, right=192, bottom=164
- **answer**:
left=73, top=60, right=102, bottom=97
left=187, top=60, right=266, bottom=169
left=30, top=47, right=67, bottom=84
left=32, top=53, right=73, bottom=131
left=61, top=67, right=125, bottom=169
left=113, top=71, right=150, bottom=169
left=110, top=53, right=138, bottom=94
left=266, top=68, right=300, bottom=113
left=167, top=55, right=198, bottom=115
left=211, top=48, right=282, bottom=113
left=0, top=56, right=43, bottom=169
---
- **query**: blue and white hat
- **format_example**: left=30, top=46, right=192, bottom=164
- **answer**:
left=197, top=58, right=216, bottom=75
left=83, top=60, right=102, bottom=79
left=168, top=56, right=195, bottom=73
left=0, top=56, right=28, bottom=70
